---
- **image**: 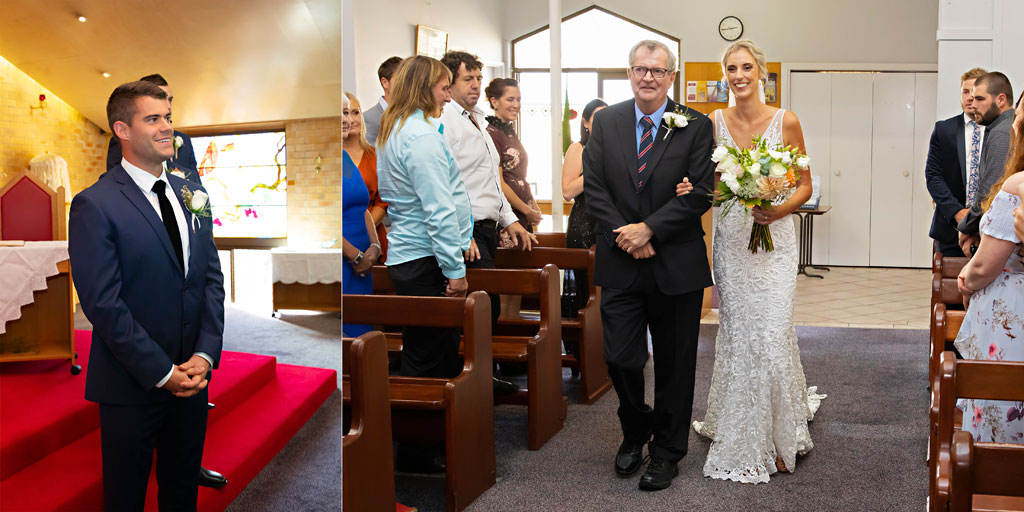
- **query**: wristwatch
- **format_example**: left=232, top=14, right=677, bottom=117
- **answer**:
left=350, top=251, right=364, bottom=265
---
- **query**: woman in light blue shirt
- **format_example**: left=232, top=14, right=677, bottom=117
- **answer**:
left=376, top=55, right=473, bottom=380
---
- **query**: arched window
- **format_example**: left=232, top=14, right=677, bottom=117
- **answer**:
left=511, top=6, right=680, bottom=200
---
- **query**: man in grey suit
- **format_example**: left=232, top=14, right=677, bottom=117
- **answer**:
left=362, top=56, right=403, bottom=144
left=958, top=71, right=1014, bottom=256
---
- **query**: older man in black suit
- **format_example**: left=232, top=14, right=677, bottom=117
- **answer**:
left=583, top=39, right=713, bottom=491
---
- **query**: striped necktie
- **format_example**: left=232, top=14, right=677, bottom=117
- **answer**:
left=638, top=116, right=654, bottom=186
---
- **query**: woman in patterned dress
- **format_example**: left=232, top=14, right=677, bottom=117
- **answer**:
left=485, top=78, right=542, bottom=234
left=955, top=91, right=1024, bottom=443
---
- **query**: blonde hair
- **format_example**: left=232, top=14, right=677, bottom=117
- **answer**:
left=376, top=56, right=451, bottom=149
left=343, top=91, right=374, bottom=153
left=961, top=67, right=988, bottom=83
left=721, top=39, right=767, bottom=82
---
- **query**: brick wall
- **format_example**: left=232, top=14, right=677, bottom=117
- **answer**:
left=0, top=55, right=107, bottom=197
left=285, top=117, right=342, bottom=248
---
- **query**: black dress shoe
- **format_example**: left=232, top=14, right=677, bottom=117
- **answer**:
left=492, top=377, right=519, bottom=396
left=198, top=467, right=227, bottom=488
left=614, top=442, right=646, bottom=477
left=638, top=456, right=678, bottom=491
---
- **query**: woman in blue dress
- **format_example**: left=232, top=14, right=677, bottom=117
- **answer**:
left=342, top=94, right=382, bottom=336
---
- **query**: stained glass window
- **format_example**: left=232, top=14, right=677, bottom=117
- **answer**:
left=189, top=131, right=287, bottom=238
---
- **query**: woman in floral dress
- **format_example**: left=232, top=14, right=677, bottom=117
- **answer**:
left=485, top=78, right=542, bottom=233
left=954, top=93, right=1024, bottom=444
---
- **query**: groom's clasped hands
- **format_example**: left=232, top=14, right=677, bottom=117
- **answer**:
left=164, top=355, right=211, bottom=398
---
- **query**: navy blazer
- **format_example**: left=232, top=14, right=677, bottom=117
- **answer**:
left=107, top=131, right=202, bottom=185
left=68, top=164, right=224, bottom=405
left=583, top=98, right=714, bottom=295
left=924, top=114, right=967, bottom=251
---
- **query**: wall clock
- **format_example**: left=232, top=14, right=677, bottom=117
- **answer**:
left=719, top=16, right=743, bottom=41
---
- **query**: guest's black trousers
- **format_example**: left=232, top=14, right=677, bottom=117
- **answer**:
left=389, top=256, right=461, bottom=379
left=600, top=261, right=703, bottom=462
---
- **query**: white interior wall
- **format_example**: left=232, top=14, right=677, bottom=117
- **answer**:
left=348, top=0, right=505, bottom=105
left=938, top=0, right=1024, bottom=119
left=501, top=0, right=938, bottom=68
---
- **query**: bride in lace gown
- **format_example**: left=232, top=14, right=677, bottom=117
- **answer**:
left=684, top=40, right=825, bottom=484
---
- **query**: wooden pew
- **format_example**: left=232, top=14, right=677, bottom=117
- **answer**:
left=930, top=303, right=965, bottom=393
left=532, top=232, right=567, bottom=248
left=950, top=430, right=1024, bottom=511
left=931, top=351, right=1024, bottom=512
left=343, top=292, right=495, bottom=512
left=373, top=265, right=567, bottom=451
left=342, top=331, right=396, bottom=512
left=931, top=256, right=968, bottom=313
left=493, top=247, right=611, bottom=404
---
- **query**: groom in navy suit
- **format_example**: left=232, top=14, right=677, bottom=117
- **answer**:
left=583, top=40, right=713, bottom=491
left=69, top=80, right=224, bottom=511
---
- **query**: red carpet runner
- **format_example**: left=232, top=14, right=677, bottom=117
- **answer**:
left=0, top=330, right=336, bottom=511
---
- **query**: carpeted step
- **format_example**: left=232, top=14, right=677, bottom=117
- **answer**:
left=0, top=332, right=278, bottom=481
left=0, top=363, right=336, bottom=511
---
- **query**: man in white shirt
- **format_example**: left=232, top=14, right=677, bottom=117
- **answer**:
left=440, top=50, right=536, bottom=394
left=363, top=56, right=403, bottom=145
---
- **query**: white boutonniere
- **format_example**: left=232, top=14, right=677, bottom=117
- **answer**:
left=169, top=168, right=186, bottom=180
left=180, top=186, right=211, bottom=233
left=173, top=135, right=184, bottom=159
left=661, top=107, right=695, bottom=140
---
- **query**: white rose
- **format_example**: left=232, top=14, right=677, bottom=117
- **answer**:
left=770, top=163, right=788, bottom=177
left=796, top=156, right=810, bottom=170
left=721, top=173, right=740, bottom=193
left=767, top=149, right=783, bottom=160
left=190, top=190, right=209, bottom=211
left=781, top=151, right=792, bottom=165
left=749, top=162, right=762, bottom=177
left=170, top=170, right=186, bottom=179
left=711, top=145, right=729, bottom=163
left=174, top=135, right=184, bottom=149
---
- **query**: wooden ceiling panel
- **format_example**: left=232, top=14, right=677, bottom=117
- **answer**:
left=0, top=0, right=341, bottom=131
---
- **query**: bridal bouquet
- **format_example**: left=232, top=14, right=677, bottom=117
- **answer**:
left=712, top=135, right=809, bottom=253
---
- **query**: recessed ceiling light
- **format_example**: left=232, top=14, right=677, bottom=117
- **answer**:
left=102, top=72, right=110, bottom=78
left=78, top=16, right=87, bottom=22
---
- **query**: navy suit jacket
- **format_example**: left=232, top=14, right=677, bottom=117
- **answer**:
left=583, top=98, right=714, bottom=295
left=107, top=131, right=202, bottom=185
left=68, top=164, right=224, bottom=405
left=924, top=114, right=966, bottom=252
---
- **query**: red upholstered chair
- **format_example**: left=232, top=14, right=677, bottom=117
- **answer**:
left=0, top=171, right=66, bottom=241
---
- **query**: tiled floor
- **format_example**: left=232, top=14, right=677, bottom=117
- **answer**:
left=702, top=266, right=933, bottom=330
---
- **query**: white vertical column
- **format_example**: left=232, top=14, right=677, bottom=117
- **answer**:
left=936, top=0, right=994, bottom=119
left=549, top=0, right=564, bottom=232
left=342, top=0, right=356, bottom=95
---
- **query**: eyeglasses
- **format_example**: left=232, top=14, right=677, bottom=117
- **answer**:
left=630, top=66, right=672, bottom=79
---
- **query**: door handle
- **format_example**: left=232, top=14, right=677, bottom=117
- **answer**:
left=903, top=171, right=910, bottom=177
left=834, top=171, right=840, bottom=177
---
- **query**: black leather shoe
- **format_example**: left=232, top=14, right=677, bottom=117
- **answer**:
left=492, top=377, right=519, bottom=396
left=638, top=456, right=678, bottom=491
left=614, top=441, right=646, bottom=477
left=198, top=467, right=227, bottom=488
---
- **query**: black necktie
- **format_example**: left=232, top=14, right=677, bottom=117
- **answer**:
left=152, top=180, right=184, bottom=272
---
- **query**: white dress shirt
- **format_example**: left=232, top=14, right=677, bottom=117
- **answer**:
left=441, top=101, right=518, bottom=227
left=121, top=158, right=212, bottom=388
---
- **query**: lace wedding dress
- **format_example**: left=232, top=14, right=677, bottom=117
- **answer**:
left=692, top=109, right=825, bottom=484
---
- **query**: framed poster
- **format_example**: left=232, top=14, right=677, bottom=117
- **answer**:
left=415, top=25, right=448, bottom=59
